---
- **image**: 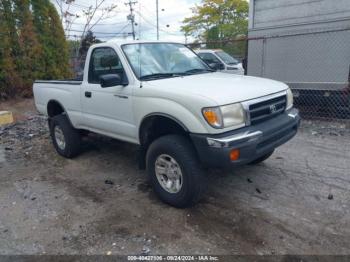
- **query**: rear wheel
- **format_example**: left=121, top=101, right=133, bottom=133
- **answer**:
left=249, top=150, right=274, bottom=165
left=49, top=114, right=81, bottom=158
left=146, top=135, right=206, bottom=208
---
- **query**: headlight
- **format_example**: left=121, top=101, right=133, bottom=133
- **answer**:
left=286, top=88, right=294, bottom=110
left=202, top=103, right=245, bottom=129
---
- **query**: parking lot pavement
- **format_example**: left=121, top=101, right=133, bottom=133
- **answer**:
left=0, top=101, right=349, bottom=255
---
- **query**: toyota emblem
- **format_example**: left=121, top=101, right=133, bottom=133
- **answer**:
left=270, top=104, right=277, bottom=113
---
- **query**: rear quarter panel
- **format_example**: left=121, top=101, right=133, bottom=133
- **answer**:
left=33, top=82, right=83, bottom=128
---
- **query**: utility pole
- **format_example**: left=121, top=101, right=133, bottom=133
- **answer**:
left=156, top=0, right=159, bottom=40
left=125, top=0, right=137, bottom=40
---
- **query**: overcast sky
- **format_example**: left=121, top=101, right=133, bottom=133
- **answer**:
left=51, top=0, right=201, bottom=43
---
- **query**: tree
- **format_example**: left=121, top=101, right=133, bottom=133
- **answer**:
left=75, top=31, right=101, bottom=72
left=0, top=0, right=22, bottom=98
left=47, top=2, right=71, bottom=78
left=14, top=0, right=42, bottom=95
left=0, top=0, right=71, bottom=98
left=79, top=30, right=101, bottom=59
left=181, top=0, right=248, bottom=56
left=31, top=0, right=71, bottom=80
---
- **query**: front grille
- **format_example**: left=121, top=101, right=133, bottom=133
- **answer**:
left=248, top=95, right=287, bottom=125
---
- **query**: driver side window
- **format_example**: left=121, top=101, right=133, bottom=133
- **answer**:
left=198, top=53, right=221, bottom=64
left=88, top=47, right=124, bottom=84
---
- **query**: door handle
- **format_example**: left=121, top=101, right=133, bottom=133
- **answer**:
left=114, top=94, right=128, bottom=99
left=85, top=91, right=92, bottom=98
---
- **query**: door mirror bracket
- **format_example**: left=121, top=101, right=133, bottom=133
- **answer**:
left=208, top=62, right=225, bottom=71
left=100, top=74, right=129, bottom=88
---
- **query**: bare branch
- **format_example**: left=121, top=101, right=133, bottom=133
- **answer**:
left=52, top=0, right=119, bottom=44
left=53, top=0, right=77, bottom=36
left=79, top=0, right=118, bottom=41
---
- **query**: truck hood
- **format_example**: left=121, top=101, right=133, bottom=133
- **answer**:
left=142, top=72, right=288, bottom=105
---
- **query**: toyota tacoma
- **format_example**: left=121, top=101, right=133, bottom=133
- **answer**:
left=33, top=41, right=300, bottom=207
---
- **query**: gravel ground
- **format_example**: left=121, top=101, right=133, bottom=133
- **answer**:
left=0, top=99, right=350, bottom=255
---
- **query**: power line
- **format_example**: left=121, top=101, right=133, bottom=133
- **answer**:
left=139, top=2, right=177, bottom=38
left=115, top=24, right=131, bottom=35
left=125, top=0, right=137, bottom=40
left=70, top=2, right=92, bottom=9
left=138, top=2, right=141, bottom=39
left=56, top=1, right=109, bottom=11
left=136, top=11, right=183, bottom=37
left=66, top=23, right=132, bottom=40
left=51, top=0, right=120, bottom=15
left=68, top=29, right=130, bottom=35
left=68, top=20, right=128, bottom=26
left=65, top=34, right=131, bottom=39
left=138, top=3, right=158, bottom=22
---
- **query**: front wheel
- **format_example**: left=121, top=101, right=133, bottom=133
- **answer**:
left=146, top=135, right=206, bottom=208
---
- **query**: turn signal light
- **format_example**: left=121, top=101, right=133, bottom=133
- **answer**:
left=202, top=107, right=223, bottom=128
left=230, top=149, right=240, bottom=161
left=203, top=110, right=219, bottom=126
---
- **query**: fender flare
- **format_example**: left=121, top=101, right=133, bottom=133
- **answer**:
left=138, top=112, right=190, bottom=145
left=47, top=99, right=74, bottom=127
left=139, top=112, right=189, bottom=131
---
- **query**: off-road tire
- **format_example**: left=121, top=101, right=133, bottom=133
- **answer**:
left=146, top=135, right=207, bottom=208
left=49, top=114, right=81, bottom=158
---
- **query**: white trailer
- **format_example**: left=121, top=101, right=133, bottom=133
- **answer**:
left=247, top=0, right=350, bottom=92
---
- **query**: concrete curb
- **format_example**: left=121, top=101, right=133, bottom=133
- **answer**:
left=0, top=111, right=14, bottom=126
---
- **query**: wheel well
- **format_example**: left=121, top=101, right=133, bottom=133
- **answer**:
left=139, top=115, right=188, bottom=148
left=47, top=100, right=65, bottom=118
left=137, top=115, right=190, bottom=170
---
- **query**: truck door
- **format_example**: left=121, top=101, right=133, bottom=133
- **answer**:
left=81, top=46, right=137, bottom=142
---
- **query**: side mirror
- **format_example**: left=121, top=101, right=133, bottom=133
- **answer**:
left=100, top=74, right=126, bottom=88
left=208, top=62, right=225, bottom=71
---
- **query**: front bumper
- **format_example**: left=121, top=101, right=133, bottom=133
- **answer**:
left=190, top=108, right=300, bottom=168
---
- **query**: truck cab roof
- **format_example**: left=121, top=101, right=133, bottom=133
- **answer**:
left=195, top=49, right=224, bottom=53
left=105, top=39, right=184, bottom=47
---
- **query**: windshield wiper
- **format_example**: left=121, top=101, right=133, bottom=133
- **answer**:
left=140, top=73, right=179, bottom=81
left=178, top=68, right=215, bottom=75
left=139, top=69, right=213, bottom=80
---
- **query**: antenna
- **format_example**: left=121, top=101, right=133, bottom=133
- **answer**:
left=125, top=0, right=137, bottom=40
left=156, top=0, right=159, bottom=40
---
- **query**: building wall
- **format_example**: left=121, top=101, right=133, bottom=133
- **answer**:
left=250, top=0, right=350, bottom=30
left=247, top=0, right=350, bottom=90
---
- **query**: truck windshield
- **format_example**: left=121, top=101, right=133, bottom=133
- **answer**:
left=122, top=43, right=212, bottom=80
left=215, top=51, right=239, bottom=65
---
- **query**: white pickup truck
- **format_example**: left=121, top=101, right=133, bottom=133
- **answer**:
left=33, top=40, right=300, bottom=207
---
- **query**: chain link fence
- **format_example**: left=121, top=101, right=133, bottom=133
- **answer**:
left=248, top=27, right=350, bottom=121
left=189, top=27, right=350, bottom=122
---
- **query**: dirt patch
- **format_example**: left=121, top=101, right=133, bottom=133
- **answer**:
left=0, top=98, right=36, bottom=121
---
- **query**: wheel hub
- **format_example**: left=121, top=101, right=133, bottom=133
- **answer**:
left=155, top=154, right=183, bottom=194
left=54, top=126, right=66, bottom=150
